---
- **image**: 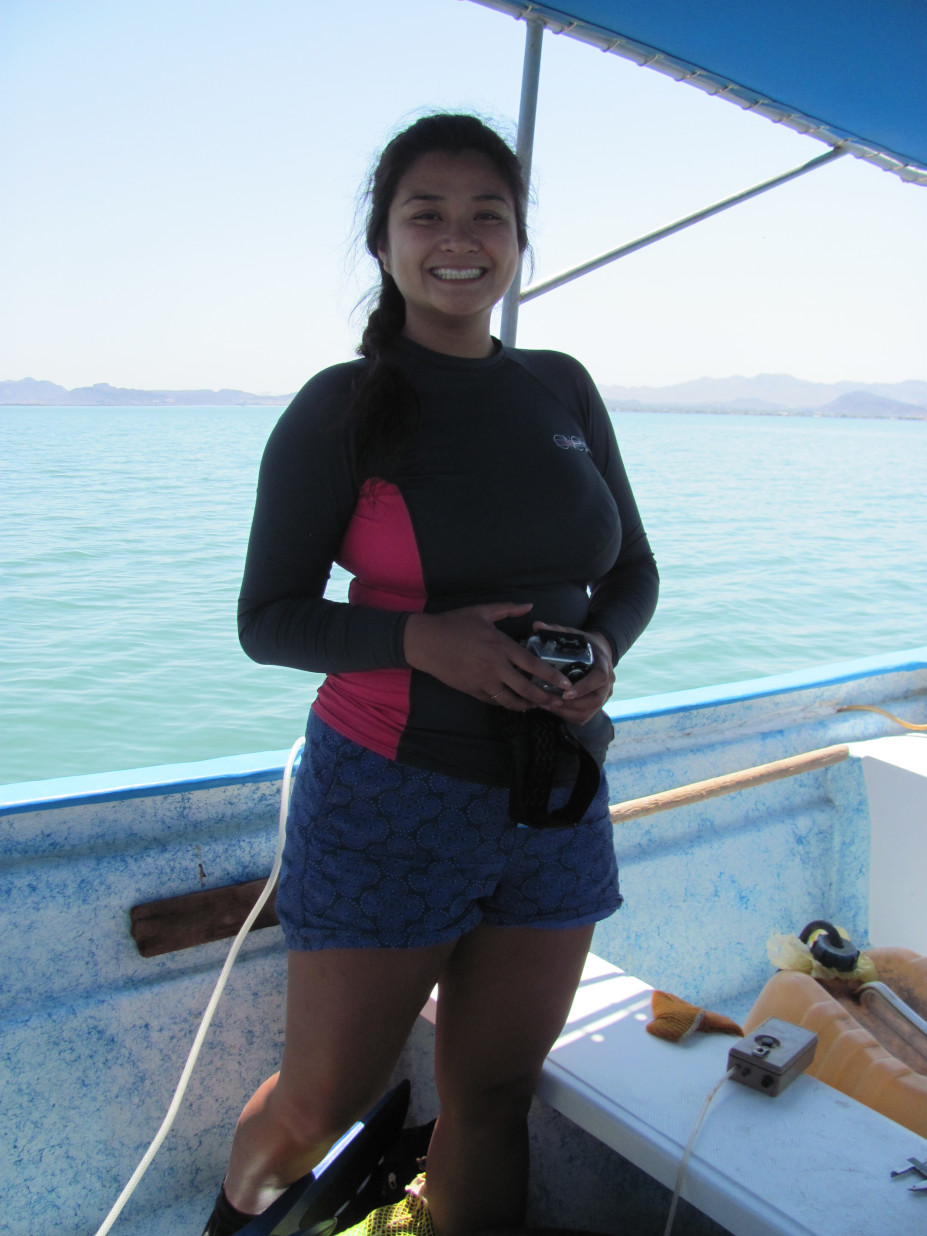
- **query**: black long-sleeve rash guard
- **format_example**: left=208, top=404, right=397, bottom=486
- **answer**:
left=239, top=336, right=659, bottom=786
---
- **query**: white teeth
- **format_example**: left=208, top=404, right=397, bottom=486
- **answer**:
left=432, top=267, right=483, bottom=280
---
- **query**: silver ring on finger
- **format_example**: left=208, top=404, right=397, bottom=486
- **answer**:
left=489, top=688, right=506, bottom=702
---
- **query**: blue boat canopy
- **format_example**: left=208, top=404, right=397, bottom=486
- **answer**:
left=469, top=0, right=927, bottom=185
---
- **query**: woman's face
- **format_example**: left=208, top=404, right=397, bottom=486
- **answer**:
left=377, top=149, right=521, bottom=357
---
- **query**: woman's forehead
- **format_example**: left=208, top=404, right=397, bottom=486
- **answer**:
left=392, top=150, right=513, bottom=205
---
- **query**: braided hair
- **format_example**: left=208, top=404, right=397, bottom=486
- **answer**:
left=351, top=114, right=529, bottom=477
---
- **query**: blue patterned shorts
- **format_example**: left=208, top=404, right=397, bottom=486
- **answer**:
left=275, top=713, right=622, bottom=951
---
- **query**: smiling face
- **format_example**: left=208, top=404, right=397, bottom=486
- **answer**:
left=377, top=149, right=522, bottom=357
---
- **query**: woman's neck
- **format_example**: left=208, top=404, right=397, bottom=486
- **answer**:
left=399, top=316, right=496, bottom=359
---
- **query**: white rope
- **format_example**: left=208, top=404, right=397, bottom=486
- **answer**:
left=93, top=735, right=305, bottom=1236
left=662, top=1067, right=736, bottom=1236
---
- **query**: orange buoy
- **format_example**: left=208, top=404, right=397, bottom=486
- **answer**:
left=745, top=946, right=927, bottom=1138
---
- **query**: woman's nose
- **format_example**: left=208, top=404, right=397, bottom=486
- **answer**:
left=440, top=219, right=479, bottom=249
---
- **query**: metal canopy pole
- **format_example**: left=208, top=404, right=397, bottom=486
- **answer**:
left=519, top=144, right=847, bottom=305
left=500, top=17, right=544, bottom=347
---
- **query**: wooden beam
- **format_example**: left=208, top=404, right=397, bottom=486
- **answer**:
left=130, top=743, right=850, bottom=955
left=609, top=743, right=849, bottom=825
left=130, top=877, right=279, bottom=957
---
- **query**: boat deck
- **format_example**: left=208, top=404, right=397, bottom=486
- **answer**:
left=2, top=648, right=926, bottom=1234
left=416, top=949, right=927, bottom=1236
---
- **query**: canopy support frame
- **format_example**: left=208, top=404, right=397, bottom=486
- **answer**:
left=520, top=144, right=847, bottom=306
left=500, top=16, right=545, bottom=346
left=497, top=14, right=848, bottom=345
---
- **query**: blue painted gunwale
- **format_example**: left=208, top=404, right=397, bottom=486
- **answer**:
left=3, top=645, right=924, bottom=816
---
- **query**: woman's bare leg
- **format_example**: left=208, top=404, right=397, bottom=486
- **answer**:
left=425, top=922, right=594, bottom=1236
left=224, top=941, right=454, bottom=1214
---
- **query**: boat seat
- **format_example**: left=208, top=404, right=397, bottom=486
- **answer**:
left=422, top=952, right=927, bottom=1236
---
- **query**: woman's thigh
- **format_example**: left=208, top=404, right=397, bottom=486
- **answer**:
left=274, top=942, right=454, bottom=1130
left=433, top=922, right=595, bottom=1114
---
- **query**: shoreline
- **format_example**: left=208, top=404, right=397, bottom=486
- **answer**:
left=606, top=403, right=927, bottom=420
left=3, top=401, right=925, bottom=420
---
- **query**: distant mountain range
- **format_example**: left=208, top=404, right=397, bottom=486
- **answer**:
left=0, top=379, right=292, bottom=407
left=3, top=374, right=926, bottom=419
left=599, top=374, right=927, bottom=419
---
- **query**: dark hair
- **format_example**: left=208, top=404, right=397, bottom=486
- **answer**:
left=350, top=113, right=529, bottom=477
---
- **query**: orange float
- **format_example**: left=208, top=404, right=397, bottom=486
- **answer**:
left=745, top=941, right=927, bottom=1138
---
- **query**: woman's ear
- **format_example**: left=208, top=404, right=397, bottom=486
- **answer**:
left=377, top=247, right=391, bottom=276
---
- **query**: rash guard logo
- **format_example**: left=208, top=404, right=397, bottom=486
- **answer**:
left=553, top=434, right=589, bottom=453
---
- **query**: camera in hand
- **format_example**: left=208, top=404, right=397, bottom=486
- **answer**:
left=525, top=632, right=594, bottom=693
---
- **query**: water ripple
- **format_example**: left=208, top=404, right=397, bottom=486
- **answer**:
left=2, top=406, right=924, bottom=782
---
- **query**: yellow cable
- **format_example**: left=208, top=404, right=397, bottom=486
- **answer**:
left=837, top=704, right=927, bottom=731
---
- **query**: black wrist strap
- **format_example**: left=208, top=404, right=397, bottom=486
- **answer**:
left=497, top=708, right=601, bottom=829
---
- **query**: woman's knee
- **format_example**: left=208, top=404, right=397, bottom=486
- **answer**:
left=438, top=1068, right=540, bottom=1125
left=258, top=1077, right=364, bottom=1154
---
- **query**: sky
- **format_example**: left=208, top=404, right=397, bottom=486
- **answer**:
left=2, top=0, right=926, bottom=394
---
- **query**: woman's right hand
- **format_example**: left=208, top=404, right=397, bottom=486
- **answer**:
left=403, top=602, right=572, bottom=711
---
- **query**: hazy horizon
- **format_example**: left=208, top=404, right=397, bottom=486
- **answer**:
left=4, top=372, right=927, bottom=402
left=3, top=0, right=926, bottom=395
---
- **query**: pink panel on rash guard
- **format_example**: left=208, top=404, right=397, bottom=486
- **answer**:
left=314, top=479, right=425, bottom=759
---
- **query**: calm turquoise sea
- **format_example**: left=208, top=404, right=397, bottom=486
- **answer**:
left=2, top=405, right=924, bottom=785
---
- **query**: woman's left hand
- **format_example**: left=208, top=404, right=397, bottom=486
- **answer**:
left=533, top=622, right=616, bottom=726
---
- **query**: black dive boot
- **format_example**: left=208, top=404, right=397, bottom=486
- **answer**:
left=201, top=1185, right=259, bottom=1236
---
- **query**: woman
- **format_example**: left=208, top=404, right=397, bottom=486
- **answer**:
left=205, top=113, right=658, bottom=1236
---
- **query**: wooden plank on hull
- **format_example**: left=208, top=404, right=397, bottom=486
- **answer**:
left=130, top=877, right=279, bottom=956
